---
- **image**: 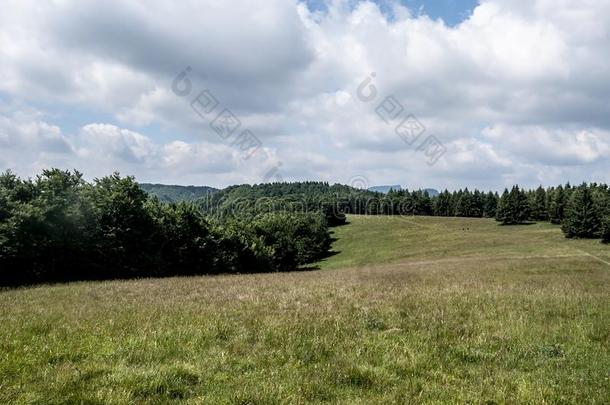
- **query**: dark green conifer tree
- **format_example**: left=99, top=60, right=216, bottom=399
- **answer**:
left=483, top=192, right=499, bottom=218
left=496, top=189, right=510, bottom=224
left=497, top=186, right=530, bottom=224
left=434, top=190, right=453, bottom=216
left=531, top=186, right=548, bottom=221
left=562, top=184, right=601, bottom=238
left=455, top=188, right=473, bottom=217
left=548, top=185, right=566, bottom=224
left=601, top=216, right=610, bottom=243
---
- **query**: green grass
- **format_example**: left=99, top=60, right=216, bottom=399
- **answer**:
left=320, top=215, right=610, bottom=269
left=1, top=216, right=609, bottom=403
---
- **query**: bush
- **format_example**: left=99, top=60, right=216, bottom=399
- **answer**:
left=248, top=212, right=332, bottom=272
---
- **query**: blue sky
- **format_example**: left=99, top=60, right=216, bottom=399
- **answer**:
left=307, top=0, right=480, bottom=26
left=1, top=0, right=610, bottom=190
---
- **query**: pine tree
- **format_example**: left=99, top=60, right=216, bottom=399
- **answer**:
left=548, top=185, right=566, bottom=224
left=455, top=188, right=473, bottom=217
left=496, top=186, right=530, bottom=224
left=511, top=185, right=531, bottom=224
left=531, top=186, right=547, bottom=221
left=496, top=189, right=510, bottom=223
left=419, top=190, right=433, bottom=216
left=562, top=184, right=602, bottom=238
left=471, top=190, right=484, bottom=217
left=545, top=187, right=554, bottom=220
left=601, top=217, right=610, bottom=243
left=483, top=192, right=498, bottom=218
left=434, top=190, right=452, bottom=216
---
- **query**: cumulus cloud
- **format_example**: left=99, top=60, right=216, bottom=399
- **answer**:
left=483, top=124, right=610, bottom=166
left=73, top=123, right=282, bottom=185
left=0, top=103, right=75, bottom=175
left=0, top=102, right=278, bottom=186
left=1, top=0, right=609, bottom=189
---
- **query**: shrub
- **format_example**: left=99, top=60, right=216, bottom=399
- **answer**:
left=249, top=212, right=332, bottom=272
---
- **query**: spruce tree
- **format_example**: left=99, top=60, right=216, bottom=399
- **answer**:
left=472, top=190, right=484, bottom=217
left=562, top=184, right=601, bottom=238
left=602, top=216, right=610, bottom=243
left=419, top=190, right=433, bottom=216
left=455, top=188, right=473, bottom=217
left=531, top=186, right=547, bottom=221
left=483, top=191, right=499, bottom=218
left=496, top=186, right=530, bottom=224
left=434, top=190, right=452, bottom=216
left=548, top=185, right=566, bottom=224
left=545, top=187, right=554, bottom=219
left=511, top=185, right=530, bottom=224
left=496, top=189, right=510, bottom=224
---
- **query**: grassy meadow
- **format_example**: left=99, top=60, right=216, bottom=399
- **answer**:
left=1, top=215, right=609, bottom=403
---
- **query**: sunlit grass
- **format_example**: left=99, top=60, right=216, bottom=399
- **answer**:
left=1, top=216, right=609, bottom=403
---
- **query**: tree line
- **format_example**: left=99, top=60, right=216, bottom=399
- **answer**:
left=2, top=171, right=608, bottom=285
left=195, top=182, right=610, bottom=243
left=0, top=170, right=331, bottom=286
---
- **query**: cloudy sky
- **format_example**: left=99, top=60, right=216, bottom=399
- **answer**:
left=1, top=0, right=609, bottom=190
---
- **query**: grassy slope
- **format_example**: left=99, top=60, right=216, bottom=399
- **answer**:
left=321, top=215, right=610, bottom=269
left=1, top=216, right=609, bottom=404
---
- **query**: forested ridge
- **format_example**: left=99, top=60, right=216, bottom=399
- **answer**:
left=1, top=169, right=608, bottom=286
left=196, top=181, right=610, bottom=242
left=139, top=183, right=218, bottom=203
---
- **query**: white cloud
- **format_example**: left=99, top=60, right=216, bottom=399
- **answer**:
left=0, top=103, right=75, bottom=175
left=483, top=124, right=610, bottom=166
left=79, top=123, right=158, bottom=164
left=1, top=0, right=610, bottom=189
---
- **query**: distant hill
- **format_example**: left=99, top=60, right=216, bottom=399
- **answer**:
left=367, top=185, right=439, bottom=196
left=368, top=185, right=402, bottom=194
left=139, top=183, right=218, bottom=203
left=139, top=181, right=439, bottom=203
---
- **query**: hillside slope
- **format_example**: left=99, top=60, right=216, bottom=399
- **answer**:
left=1, top=216, right=608, bottom=403
left=139, top=183, right=217, bottom=203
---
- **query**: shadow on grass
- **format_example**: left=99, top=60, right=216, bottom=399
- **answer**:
left=302, top=250, right=341, bottom=271
left=329, top=219, right=351, bottom=227
left=0, top=247, right=344, bottom=290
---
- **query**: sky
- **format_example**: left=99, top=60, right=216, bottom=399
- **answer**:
left=1, top=0, right=610, bottom=191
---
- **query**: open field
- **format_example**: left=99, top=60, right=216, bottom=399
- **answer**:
left=1, top=216, right=609, bottom=403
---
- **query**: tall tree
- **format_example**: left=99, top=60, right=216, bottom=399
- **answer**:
left=496, top=189, right=510, bottom=224
left=434, top=190, right=453, bottom=216
left=496, top=186, right=530, bottom=224
left=483, top=192, right=499, bottom=218
left=562, top=184, right=602, bottom=238
left=455, top=188, right=473, bottom=217
left=602, top=216, right=610, bottom=244
left=512, top=185, right=531, bottom=224
left=531, top=186, right=548, bottom=221
left=548, top=186, right=566, bottom=224
left=471, top=190, right=484, bottom=218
